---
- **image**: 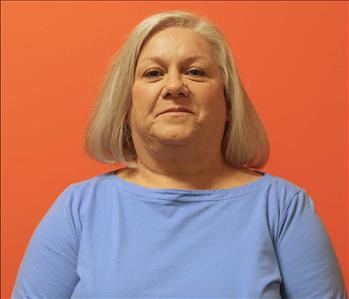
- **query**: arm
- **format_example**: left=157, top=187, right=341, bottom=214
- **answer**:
left=12, top=186, right=81, bottom=299
left=276, top=189, right=347, bottom=298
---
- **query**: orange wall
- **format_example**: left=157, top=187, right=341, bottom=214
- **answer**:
left=1, top=1, right=347, bottom=297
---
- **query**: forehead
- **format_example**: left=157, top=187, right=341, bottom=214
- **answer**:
left=137, top=27, right=215, bottom=63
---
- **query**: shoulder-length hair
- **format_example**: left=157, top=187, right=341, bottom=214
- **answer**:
left=85, top=10, right=269, bottom=169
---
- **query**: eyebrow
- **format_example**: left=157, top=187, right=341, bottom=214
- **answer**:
left=137, top=55, right=210, bottom=65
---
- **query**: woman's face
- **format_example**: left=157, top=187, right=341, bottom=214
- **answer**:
left=130, top=27, right=229, bottom=150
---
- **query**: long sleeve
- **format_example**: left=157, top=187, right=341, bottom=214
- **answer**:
left=12, top=186, right=81, bottom=299
left=276, top=189, right=347, bottom=298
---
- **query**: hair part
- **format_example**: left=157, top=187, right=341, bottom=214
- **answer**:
left=85, top=10, right=270, bottom=169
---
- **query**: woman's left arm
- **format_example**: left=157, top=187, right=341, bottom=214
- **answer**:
left=276, top=189, right=347, bottom=298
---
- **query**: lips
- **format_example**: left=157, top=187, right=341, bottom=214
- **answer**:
left=157, top=107, right=193, bottom=116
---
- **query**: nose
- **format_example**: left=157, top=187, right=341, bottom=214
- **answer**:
left=161, top=70, right=189, bottom=99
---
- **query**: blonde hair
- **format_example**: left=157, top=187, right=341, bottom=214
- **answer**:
left=85, top=10, right=269, bottom=169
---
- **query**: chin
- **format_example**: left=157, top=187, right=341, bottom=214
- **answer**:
left=153, top=130, right=198, bottom=146
left=157, top=138, right=195, bottom=146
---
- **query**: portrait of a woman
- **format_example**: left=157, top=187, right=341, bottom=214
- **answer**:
left=11, top=10, right=347, bottom=298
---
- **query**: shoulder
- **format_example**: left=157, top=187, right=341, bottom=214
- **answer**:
left=262, top=171, right=309, bottom=202
left=249, top=172, right=319, bottom=248
left=236, top=168, right=306, bottom=198
left=65, top=170, right=116, bottom=194
left=54, top=170, right=118, bottom=214
left=263, top=172, right=305, bottom=195
left=259, top=172, right=317, bottom=223
left=231, top=169, right=312, bottom=219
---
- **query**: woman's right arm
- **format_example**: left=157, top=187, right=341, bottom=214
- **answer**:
left=12, top=186, right=81, bottom=299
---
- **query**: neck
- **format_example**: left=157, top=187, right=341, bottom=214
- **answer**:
left=125, top=141, right=239, bottom=189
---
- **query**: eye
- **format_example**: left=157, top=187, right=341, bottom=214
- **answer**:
left=143, top=69, right=163, bottom=79
left=186, top=68, right=206, bottom=77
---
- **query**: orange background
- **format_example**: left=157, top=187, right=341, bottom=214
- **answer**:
left=1, top=1, right=348, bottom=297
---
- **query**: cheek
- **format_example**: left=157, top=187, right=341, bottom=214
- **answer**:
left=131, top=83, right=159, bottom=113
left=198, top=85, right=226, bottom=115
left=131, top=83, right=160, bottom=127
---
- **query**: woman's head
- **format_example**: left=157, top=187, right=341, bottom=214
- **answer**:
left=131, top=26, right=228, bottom=165
left=85, top=10, right=269, bottom=169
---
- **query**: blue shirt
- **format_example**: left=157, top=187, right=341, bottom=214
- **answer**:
left=12, top=170, right=347, bottom=298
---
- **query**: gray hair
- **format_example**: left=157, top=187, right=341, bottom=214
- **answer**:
left=85, top=10, right=269, bottom=169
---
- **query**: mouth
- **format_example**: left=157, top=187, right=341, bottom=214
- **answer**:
left=157, top=107, right=193, bottom=116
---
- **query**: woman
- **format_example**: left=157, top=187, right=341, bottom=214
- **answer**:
left=12, top=11, right=347, bottom=298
